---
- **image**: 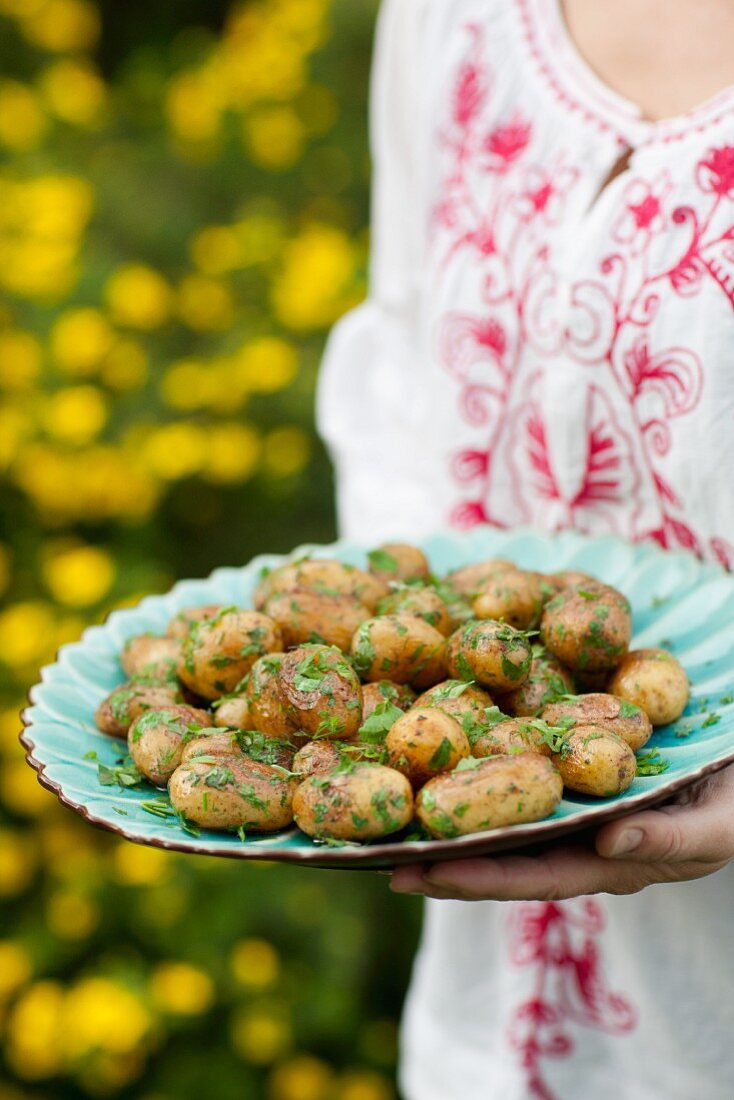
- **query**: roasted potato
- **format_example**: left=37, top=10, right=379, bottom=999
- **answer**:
left=540, top=582, right=631, bottom=673
left=552, top=725, right=636, bottom=796
left=120, top=634, right=181, bottom=680
left=376, top=585, right=453, bottom=636
left=472, top=568, right=551, bottom=630
left=546, top=570, right=596, bottom=593
left=607, top=647, right=689, bottom=726
left=254, top=559, right=388, bottom=613
left=412, top=680, right=495, bottom=740
left=242, top=654, right=301, bottom=737
left=265, top=588, right=370, bottom=651
left=95, top=677, right=184, bottom=738
left=128, top=705, right=210, bottom=786
left=181, top=729, right=244, bottom=762
left=213, top=693, right=254, bottom=730
left=472, top=715, right=554, bottom=758
left=167, top=605, right=224, bottom=639
left=169, top=756, right=298, bottom=831
left=446, top=620, right=532, bottom=691
left=541, top=692, right=652, bottom=751
left=416, top=754, right=563, bottom=838
left=179, top=609, right=283, bottom=701
left=385, top=707, right=471, bottom=789
left=445, top=558, right=515, bottom=596
left=497, top=646, right=575, bottom=716
left=367, top=543, right=430, bottom=584
left=293, top=763, right=413, bottom=841
left=182, top=728, right=297, bottom=770
left=293, top=739, right=368, bottom=778
left=361, top=681, right=416, bottom=723
left=351, top=614, right=447, bottom=689
left=278, top=644, right=363, bottom=740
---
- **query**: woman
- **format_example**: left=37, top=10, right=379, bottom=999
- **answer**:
left=317, top=2, right=734, bottom=1097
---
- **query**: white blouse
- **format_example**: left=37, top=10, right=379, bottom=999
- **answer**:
left=317, top=1, right=734, bottom=1098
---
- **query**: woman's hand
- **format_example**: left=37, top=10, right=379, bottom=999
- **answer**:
left=390, top=761, right=734, bottom=902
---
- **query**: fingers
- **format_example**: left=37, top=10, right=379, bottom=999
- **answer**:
left=391, top=846, right=655, bottom=902
left=596, top=766, right=734, bottom=865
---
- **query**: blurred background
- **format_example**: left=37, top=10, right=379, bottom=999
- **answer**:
left=0, top=1, right=423, bottom=1097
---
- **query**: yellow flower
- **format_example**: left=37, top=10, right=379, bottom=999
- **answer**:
left=5, top=981, right=64, bottom=1079
left=189, top=225, right=241, bottom=275
left=230, top=1005, right=290, bottom=1064
left=263, top=426, right=311, bottom=478
left=203, top=423, right=261, bottom=484
left=0, top=80, right=47, bottom=151
left=62, top=977, right=154, bottom=1057
left=42, top=542, right=115, bottom=607
left=0, top=602, right=57, bottom=670
left=112, top=841, right=171, bottom=886
left=268, top=1055, right=335, bottom=1100
left=236, top=336, right=298, bottom=393
left=0, top=758, right=53, bottom=817
left=47, top=891, right=99, bottom=940
left=177, top=274, right=235, bottom=332
left=0, top=831, right=35, bottom=894
left=218, top=14, right=307, bottom=109
left=38, top=58, right=107, bottom=126
left=13, top=443, right=159, bottom=523
left=159, top=359, right=212, bottom=412
left=100, top=337, right=148, bottom=390
left=271, top=223, right=362, bottom=331
left=272, top=0, right=329, bottom=50
left=231, top=938, right=280, bottom=988
left=149, top=962, right=214, bottom=1016
left=20, top=0, right=100, bottom=53
left=237, top=211, right=285, bottom=266
left=105, top=264, right=174, bottom=330
left=0, top=330, right=42, bottom=390
left=0, top=404, right=33, bottom=470
left=335, top=1073, right=394, bottom=1100
left=43, top=384, right=107, bottom=445
left=165, top=69, right=222, bottom=144
left=244, top=106, right=305, bottom=171
left=0, top=941, right=32, bottom=1001
left=0, top=175, right=93, bottom=300
left=50, top=307, right=114, bottom=374
left=142, top=422, right=208, bottom=481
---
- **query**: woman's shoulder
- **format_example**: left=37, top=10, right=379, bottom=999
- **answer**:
left=378, top=0, right=510, bottom=41
left=376, top=0, right=518, bottom=79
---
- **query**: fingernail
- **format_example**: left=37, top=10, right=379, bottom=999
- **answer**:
left=610, top=828, right=644, bottom=857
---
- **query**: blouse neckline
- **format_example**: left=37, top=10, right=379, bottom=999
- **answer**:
left=517, top=0, right=734, bottom=147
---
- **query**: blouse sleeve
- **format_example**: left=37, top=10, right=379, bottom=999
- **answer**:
left=316, top=0, right=435, bottom=541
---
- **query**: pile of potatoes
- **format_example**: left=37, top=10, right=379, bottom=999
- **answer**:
left=94, top=545, right=690, bottom=843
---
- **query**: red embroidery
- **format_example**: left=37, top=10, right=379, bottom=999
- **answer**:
left=433, top=21, right=733, bottom=558
left=507, top=901, right=637, bottom=1100
left=431, top=19, right=734, bottom=1094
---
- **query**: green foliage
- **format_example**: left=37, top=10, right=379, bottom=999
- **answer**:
left=0, top=2, right=420, bottom=1097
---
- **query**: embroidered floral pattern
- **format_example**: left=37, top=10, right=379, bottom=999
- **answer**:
left=433, top=21, right=734, bottom=562
left=507, top=901, right=637, bottom=1100
left=430, top=17, right=734, bottom=1096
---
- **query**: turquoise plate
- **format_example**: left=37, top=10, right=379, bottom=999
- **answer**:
left=20, top=528, right=734, bottom=870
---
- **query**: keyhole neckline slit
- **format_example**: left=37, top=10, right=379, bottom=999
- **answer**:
left=518, top=0, right=734, bottom=149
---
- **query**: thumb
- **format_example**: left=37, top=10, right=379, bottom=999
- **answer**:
left=596, top=801, right=731, bottom=865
